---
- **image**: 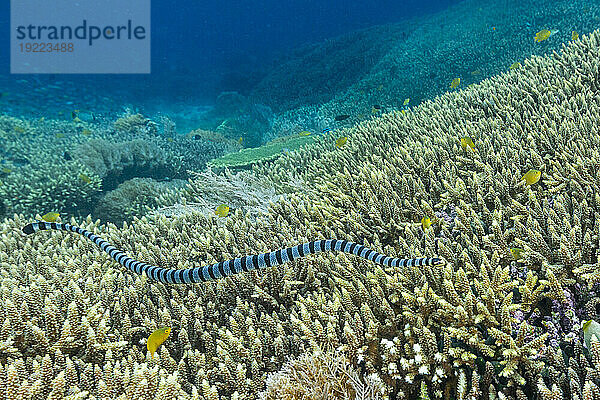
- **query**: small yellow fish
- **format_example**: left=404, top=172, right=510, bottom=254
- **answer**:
left=79, top=173, right=92, bottom=184
left=167, top=137, right=174, bottom=142
left=238, top=137, right=244, bottom=145
left=73, top=117, right=82, bottom=123
left=509, top=62, right=521, bottom=70
left=13, top=126, right=25, bottom=133
left=41, top=212, right=60, bottom=222
left=510, top=247, right=524, bottom=260
left=534, top=29, right=551, bottom=42
left=450, top=78, right=460, bottom=89
left=1, top=167, right=12, bottom=174
left=470, top=69, right=481, bottom=76
left=572, top=31, right=579, bottom=41
left=460, top=137, right=475, bottom=151
left=298, top=131, right=312, bottom=136
left=38, top=117, right=45, bottom=123
left=421, top=217, right=433, bottom=230
left=582, top=320, right=600, bottom=349
left=147, top=327, right=171, bottom=359
left=55, top=133, right=65, bottom=139
left=81, top=129, right=92, bottom=136
left=522, top=169, right=541, bottom=185
left=403, top=98, right=410, bottom=106
left=335, top=136, right=348, bottom=148
left=215, top=204, right=229, bottom=217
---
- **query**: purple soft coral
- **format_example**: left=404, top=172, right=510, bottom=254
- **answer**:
left=435, top=204, right=457, bottom=225
left=543, top=289, right=580, bottom=347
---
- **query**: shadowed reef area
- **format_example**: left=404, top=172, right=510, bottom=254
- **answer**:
left=250, top=0, right=600, bottom=143
left=2, top=17, right=600, bottom=399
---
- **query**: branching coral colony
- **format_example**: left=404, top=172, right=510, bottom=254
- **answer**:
left=10, top=30, right=600, bottom=400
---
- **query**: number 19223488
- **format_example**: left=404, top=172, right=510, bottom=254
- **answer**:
left=19, top=42, right=74, bottom=52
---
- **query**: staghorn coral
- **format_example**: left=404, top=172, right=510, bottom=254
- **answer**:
left=5, top=29, right=600, bottom=400
left=0, top=116, right=104, bottom=217
left=0, top=112, right=230, bottom=221
left=255, top=30, right=600, bottom=398
left=0, top=160, right=101, bottom=217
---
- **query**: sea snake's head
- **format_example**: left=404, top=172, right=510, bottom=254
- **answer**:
left=22, top=223, right=35, bottom=235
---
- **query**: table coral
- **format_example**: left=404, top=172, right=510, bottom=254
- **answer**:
left=207, top=134, right=317, bottom=170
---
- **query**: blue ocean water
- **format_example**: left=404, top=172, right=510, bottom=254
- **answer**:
left=0, top=0, right=459, bottom=122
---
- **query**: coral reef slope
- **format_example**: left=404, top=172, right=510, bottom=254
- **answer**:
left=3, top=30, right=600, bottom=400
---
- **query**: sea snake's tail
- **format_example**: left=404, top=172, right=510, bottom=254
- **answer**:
left=22, top=221, right=445, bottom=284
